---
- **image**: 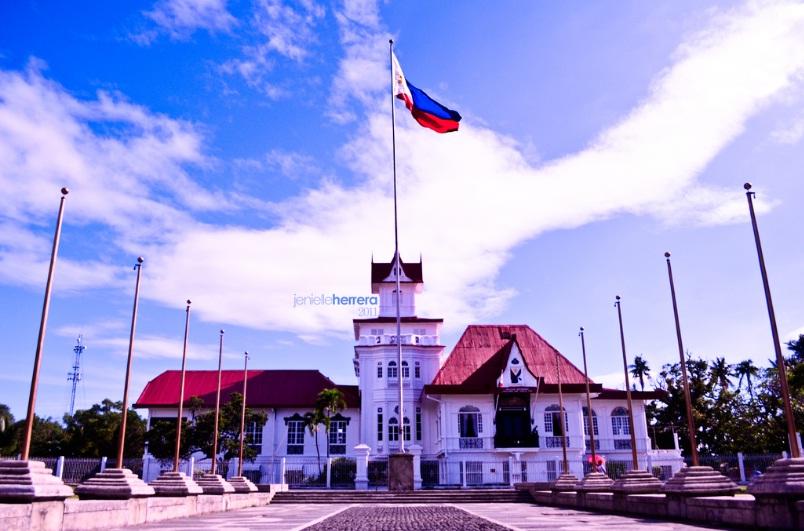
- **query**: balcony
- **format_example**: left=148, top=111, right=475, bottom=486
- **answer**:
left=544, top=436, right=570, bottom=449
left=357, top=334, right=439, bottom=346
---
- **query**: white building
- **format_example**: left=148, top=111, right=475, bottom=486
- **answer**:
left=135, top=255, right=682, bottom=486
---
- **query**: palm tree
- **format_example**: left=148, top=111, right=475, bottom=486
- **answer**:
left=629, top=356, right=651, bottom=391
left=733, top=359, right=760, bottom=399
left=315, top=388, right=347, bottom=458
left=303, top=411, right=323, bottom=473
left=709, top=357, right=732, bottom=390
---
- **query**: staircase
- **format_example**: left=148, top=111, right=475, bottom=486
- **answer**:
left=271, top=488, right=532, bottom=504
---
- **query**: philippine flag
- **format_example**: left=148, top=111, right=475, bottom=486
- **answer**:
left=392, top=52, right=462, bottom=133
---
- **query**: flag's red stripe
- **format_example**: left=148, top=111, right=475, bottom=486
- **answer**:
left=396, top=94, right=460, bottom=133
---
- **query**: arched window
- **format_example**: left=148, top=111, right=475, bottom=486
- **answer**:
left=377, top=407, right=383, bottom=442
left=377, top=361, right=383, bottom=379
left=388, top=417, right=399, bottom=442
left=403, top=417, right=411, bottom=441
left=544, top=404, right=568, bottom=435
left=414, top=361, right=421, bottom=379
left=388, top=361, right=398, bottom=379
left=401, top=361, right=410, bottom=379
left=458, top=406, right=482, bottom=438
left=582, top=406, right=599, bottom=437
left=611, top=407, right=630, bottom=436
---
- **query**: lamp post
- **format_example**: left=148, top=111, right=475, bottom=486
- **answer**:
left=173, top=300, right=192, bottom=473
left=21, top=187, right=69, bottom=461
left=576, top=327, right=614, bottom=492
left=0, top=188, right=73, bottom=502
left=662, top=252, right=737, bottom=496
left=611, top=296, right=662, bottom=494
left=743, top=183, right=799, bottom=458
left=228, top=351, right=257, bottom=493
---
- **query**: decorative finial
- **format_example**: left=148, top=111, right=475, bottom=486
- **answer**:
left=615, top=295, right=621, bottom=301
left=220, top=329, right=224, bottom=334
left=61, top=187, right=70, bottom=195
left=743, top=182, right=752, bottom=190
left=664, top=251, right=671, bottom=258
left=137, top=256, right=144, bottom=264
left=186, top=299, right=191, bottom=306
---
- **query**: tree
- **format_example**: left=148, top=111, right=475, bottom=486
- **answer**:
left=145, top=418, right=192, bottom=465
left=303, top=411, right=324, bottom=473
left=314, top=388, right=347, bottom=458
left=192, top=393, right=266, bottom=465
left=629, top=356, right=651, bottom=392
left=709, top=357, right=732, bottom=392
left=734, top=359, right=760, bottom=399
left=15, top=416, right=66, bottom=456
left=0, top=405, right=16, bottom=456
left=63, top=399, right=145, bottom=458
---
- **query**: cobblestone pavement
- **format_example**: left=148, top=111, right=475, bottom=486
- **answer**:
left=304, top=506, right=508, bottom=531
left=118, top=503, right=737, bottom=530
left=456, top=503, right=737, bottom=530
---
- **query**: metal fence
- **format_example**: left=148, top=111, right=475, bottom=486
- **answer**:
left=368, top=458, right=388, bottom=488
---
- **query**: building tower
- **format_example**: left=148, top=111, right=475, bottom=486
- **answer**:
left=353, top=255, right=444, bottom=454
left=67, top=335, right=85, bottom=416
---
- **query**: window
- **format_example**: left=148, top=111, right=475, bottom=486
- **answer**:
left=403, top=417, right=411, bottom=441
left=388, top=361, right=398, bottom=379
left=329, top=420, right=347, bottom=455
left=414, top=361, right=421, bottom=379
left=245, top=421, right=264, bottom=453
left=388, top=417, right=399, bottom=442
left=377, top=408, right=383, bottom=441
left=544, top=405, right=568, bottom=435
left=287, top=420, right=304, bottom=455
left=413, top=328, right=427, bottom=335
left=459, top=406, right=483, bottom=438
left=611, top=407, right=631, bottom=436
left=370, top=328, right=384, bottom=336
left=416, top=407, right=422, bottom=441
left=377, top=362, right=383, bottom=379
left=401, top=361, right=410, bottom=379
left=582, top=407, right=599, bottom=437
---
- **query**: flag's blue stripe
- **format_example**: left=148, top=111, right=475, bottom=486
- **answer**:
left=407, top=80, right=462, bottom=122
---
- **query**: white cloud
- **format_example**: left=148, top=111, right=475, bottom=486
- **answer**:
left=144, top=0, right=237, bottom=40
left=93, top=334, right=218, bottom=361
left=4, top=1, right=804, bottom=344
left=771, top=110, right=804, bottom=144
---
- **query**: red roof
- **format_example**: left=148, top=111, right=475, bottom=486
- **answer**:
left=426, top=325, right=592, bottom=393
left=134, top=370, right=359, bottom=409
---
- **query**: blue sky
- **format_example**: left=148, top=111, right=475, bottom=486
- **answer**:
left=1, top=0, right=803, bottom=421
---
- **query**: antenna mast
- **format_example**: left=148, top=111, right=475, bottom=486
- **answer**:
left=67, top=335, right=85, bottom=415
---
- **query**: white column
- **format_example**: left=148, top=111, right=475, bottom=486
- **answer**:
left=55, top=456, right=65, bottom=479
left=353, top=444, right=370, bottom=490
left=508, top=456, right=515, bottom=487
left=326, top=458, right=332, bottom=489
left=737, top=452, right=746, bottom=483
left=410, top=444, right=422, bottom=489
left=100, top=456, right=107, bottom=473
left=280, top=457, right=287, bottom=487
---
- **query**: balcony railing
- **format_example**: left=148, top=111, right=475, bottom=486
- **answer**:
left=357, top=334, right=439, bottom=346
left=544, top=436, right=570, bottom=449
left=584, top=438, right=650, bottom=452
left=459, top=437, right=484, bottom=449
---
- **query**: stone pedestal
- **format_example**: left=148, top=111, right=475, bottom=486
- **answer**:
left=576, top=471, right=614, bottom=492
left=551, top=473, right=579, bottom=492
left=75, top=467, right=155, bottom=499
left=0, top=459, right=73, bottom=502
left=748, top=457, right=804, bottom=529
left=611, top=469, right=663, bottom=494
left=228, top=475, right=258, bottom=493
left=748, top=457, right=804, bottom=497
left=662, top=465, right=738, bottom=496
left=195, top=473, right=235, bottom=495
left=353, top=444, right=370, bottom=490
left=149, top=470, right=203, bottom=497
left=389, top=453, right=414, bottom=492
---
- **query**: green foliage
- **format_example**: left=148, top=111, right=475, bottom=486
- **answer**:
left=650, top=341, right=804, bottom=455
left=0, top=404, right=17, bottom=456
left=62, top=399, right=145, bottom=458
left=145, top=417, right=192, bottom=464
left=629, top=356, right=651, bottom=391
left=314, top=388, right=347, bottom=458
left=13, top=416, right=66, bottom=456
left=191, top=392, right=266, bottom=463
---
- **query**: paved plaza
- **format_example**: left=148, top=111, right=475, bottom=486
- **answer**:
left=117, top=502, right=736, bottom=530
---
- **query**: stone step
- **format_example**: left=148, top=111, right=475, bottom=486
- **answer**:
left=271, top=489, right=531, bottom=504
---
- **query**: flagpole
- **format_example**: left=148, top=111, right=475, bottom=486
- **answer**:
left=389, top=38, right=405, bottom=453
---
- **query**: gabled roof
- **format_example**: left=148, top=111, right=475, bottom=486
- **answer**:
left=134, top=370, right=359, bottom=409
left=426, top=325, right=593, bottom=393
left=371, top=255, right=423, bottom=284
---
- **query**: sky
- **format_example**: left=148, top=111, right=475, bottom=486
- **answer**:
left=1, top=0, right=803, bottom=421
